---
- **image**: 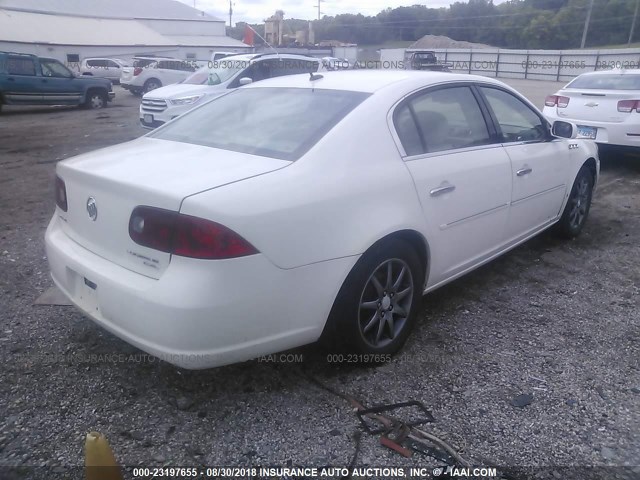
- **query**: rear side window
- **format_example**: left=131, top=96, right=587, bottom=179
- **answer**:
left=567, top=74, right=640, bottom=90
left=394, top=86, right=491, bottom=154
left=151, top=88, right=370, bottom=161
left=7, top=57, right=36, bottom=76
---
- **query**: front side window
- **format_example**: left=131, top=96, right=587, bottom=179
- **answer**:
left=394, top=86, right=491, bottom=155
left=40, top=59, right=73, bottom=78
left=7, top=57, right=36, bottom=76
left=480, top=87, right=547, bottom=143
left=150, top=88, right=369, bottom=161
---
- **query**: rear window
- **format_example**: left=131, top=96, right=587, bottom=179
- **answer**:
left=567, top=74, right=640, bottom=90
left=150, top=88, right=369, bottom=161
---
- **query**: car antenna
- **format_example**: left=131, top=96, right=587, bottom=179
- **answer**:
left=309, top=72, right=323, bottom=81
left=246, top=24, right=281, bottom=58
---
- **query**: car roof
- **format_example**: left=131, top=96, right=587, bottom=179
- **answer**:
left=219, top=53, right=320, bottom=62
left=244, top=69, right=506, bottom=94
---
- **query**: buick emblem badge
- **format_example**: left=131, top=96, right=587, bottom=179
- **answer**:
left=86, top=197, right=98, bottom=221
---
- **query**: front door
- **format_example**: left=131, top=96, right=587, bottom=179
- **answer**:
left=477, top=86, right=571, bottom=241
left=39, top=59, right=82, bottom=105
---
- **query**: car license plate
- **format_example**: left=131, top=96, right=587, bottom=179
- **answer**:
left=576, top=125, right=597, bottom=139
left=144, top=114, right=153, bottom=124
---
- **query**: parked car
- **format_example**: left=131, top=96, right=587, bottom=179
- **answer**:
left=543, top=69, right=640, bottom=151
left=404, top=50, right=451, bottom=71
left=0, top=51, right=114, bottom=112
left=321, top=56, right=351, bottom=70
left=79, top=57, right=129, bottom=83
left=46, top=70, right=598, bottom=369
left=139, top=53, right=322, bottom=129
left=120, top=57, right=195, bottom=96
left=210, top=51, right=237, bottom=62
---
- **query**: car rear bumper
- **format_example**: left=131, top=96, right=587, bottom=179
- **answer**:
left=45, top=214, right=354, bottom=369
left=544, top=109, right=640, bottom=149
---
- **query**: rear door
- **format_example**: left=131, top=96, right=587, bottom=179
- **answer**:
left=2, top=55, right=43, bottom=104
left=477, top=85, right=570, bottom=241
left=104, top=59, right=122, bottom=81
left=156, top=60, right=191, bottom=85
left=392, top=84, right=513, bottom=285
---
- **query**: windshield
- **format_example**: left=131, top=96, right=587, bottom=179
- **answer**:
left=567, top=74, right=640, bottom=90
left=183, top=63, right=244, bottom=85
left=150, top=88, right=370, bottom=161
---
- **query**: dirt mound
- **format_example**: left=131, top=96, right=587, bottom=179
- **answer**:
left=410, top=34, right=493, bottom=49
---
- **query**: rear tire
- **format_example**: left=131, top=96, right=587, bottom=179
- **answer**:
left=143, top=79, right=161, bottom=94
left=321, top=238, right=424, bottom=355
left=554, top=165, right=594, bottom=239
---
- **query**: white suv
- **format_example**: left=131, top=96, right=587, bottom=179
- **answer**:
left=80, top=58, right=129, bottom=83
left=121, top=58, right=197, bottom=96
left=140, top=53, right=322, bottom=129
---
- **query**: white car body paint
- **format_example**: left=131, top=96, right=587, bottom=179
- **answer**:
left=46, top=70, right=599, bottom=369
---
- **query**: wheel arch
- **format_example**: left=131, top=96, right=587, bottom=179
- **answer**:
left=144, top=77, right=161, bottom=87
left=371, top=229, right=431, bottom=289
left=583, top=157, right=598, bottom=186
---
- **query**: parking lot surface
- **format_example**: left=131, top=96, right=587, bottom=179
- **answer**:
left=0, top=82, right=639, bottom=475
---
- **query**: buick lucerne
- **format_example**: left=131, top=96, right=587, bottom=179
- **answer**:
left=46, top=71, right=599, bottom=369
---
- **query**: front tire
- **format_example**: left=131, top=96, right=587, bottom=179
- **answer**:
left=322, top=238, right=424, bottom=355
left=554, top=165, right=594, bottom=238
left=84, top=90, right=107, bottom=109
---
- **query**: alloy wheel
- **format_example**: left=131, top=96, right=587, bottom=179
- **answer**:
left=358, top=258, right=414, bottom=348
left=569, top=176, right=590, bottom=230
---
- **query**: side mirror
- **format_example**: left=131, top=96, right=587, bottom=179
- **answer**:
left=551, top=120, right=577, bottom=139
left=238, top=77, right=253, bottom=86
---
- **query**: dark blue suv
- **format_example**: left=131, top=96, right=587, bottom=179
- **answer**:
left=0, top=51, right=115, bottom=113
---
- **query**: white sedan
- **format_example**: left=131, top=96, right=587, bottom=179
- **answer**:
left=543, top=68, right=640, bottom=150
left=46, top=71, right=599, bottom=369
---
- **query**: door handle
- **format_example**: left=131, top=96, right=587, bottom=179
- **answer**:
left=7, top=77, right=15, bottom=82
left=430, top=184, right=456, bottom=196
left=516, top=167, right=532, bottom=176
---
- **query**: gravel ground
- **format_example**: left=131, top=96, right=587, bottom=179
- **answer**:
left=0, top=82, right=639, bottom=479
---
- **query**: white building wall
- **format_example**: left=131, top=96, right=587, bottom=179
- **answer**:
left=139, top=19, right=226, bottom=36
left=0, top=42, right=179, bottom=65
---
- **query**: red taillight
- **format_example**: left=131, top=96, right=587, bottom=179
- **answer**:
left=545, top=95, right=570, bottom=108
left=55, top=175, right=67, bottom=212
left=129, top=206, right=258, bottom=260
left=617, top=100, right=640, bottom=113
left=133, top=67, right=143, bottom=76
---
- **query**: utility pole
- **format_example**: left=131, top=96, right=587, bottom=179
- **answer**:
left=229, top=0, right=233, bottom=27
left=629, top=0, right=640, bottom=45
left=315, top=0, right=324, bottom=20
left=580, top=0, right=595, bottom=48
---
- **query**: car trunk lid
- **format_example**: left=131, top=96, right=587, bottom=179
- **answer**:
left=56, top=138, right=290, bottom=279
left=555, top=89, right=639, bottom=123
